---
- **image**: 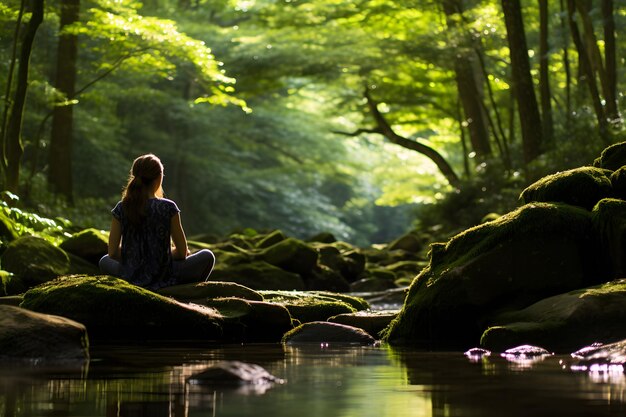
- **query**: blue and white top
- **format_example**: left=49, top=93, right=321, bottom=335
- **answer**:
left=112, top=198, right=180, bottom=290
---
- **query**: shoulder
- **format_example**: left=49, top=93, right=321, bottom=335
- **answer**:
left=153, top=198, right=180, bottom=215
left=111, top=201, right=123, bottom=219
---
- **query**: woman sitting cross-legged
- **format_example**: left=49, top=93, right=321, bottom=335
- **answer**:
left=99, top=153, right=215, bottom=290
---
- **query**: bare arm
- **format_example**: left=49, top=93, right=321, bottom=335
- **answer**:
left=108, top=217, right=122, bottom=260
left=171, top=212, right=189, bottom=260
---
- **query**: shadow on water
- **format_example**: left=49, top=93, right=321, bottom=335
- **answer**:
left=2, top=344, right=626, bottom=416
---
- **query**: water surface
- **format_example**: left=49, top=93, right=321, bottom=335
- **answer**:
left=1, top=343, right=625, bottom=417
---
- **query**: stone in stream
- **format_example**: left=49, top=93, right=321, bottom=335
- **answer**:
left=187, top=361, right=284, bottom=395
left=282, top=321, right=376, bottom=345
left=0, top=305, right=88, bottom=361
left=328, top=311, right=397, bottom=339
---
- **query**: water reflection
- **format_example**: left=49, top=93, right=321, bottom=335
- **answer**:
left=2, top=344, right=626, bottom=417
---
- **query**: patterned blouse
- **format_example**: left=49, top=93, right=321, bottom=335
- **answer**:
left=112, top=198, right=180, bottom=290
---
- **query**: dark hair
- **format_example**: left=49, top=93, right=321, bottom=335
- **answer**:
left=121, top=154, right=164, bottom=226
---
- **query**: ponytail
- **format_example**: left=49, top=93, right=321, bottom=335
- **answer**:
left=121, top=154, right=164, bottom=226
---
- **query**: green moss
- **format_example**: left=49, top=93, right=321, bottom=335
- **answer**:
left=20, top=275, right=223, bottom=340
left=210, top=261, right=305, bottom=290
left=157, top=281, right=264, bottom=302
left=0, top=211, right=18, bottom=242
left=60, top=228, right=108, bottom=264
left=610, top=167, right=626, bottom=199
left=520, top=166, right=613, bottom=210
left=258, top=238, right=318, bottom=275
left=1, top=236, right=70, bottom=286
left=592, top=198, right=626, bottom=278
left=259, top=290, right=358, bottom=323
left=593, top=141, right=626, bottom=171
left=256, top=230, right=286, bottom=249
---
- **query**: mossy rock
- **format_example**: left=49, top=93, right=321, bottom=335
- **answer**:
left=20, top=275, right=223, bottom=341
left=593, top=141, right=626, bottom=171
left=202, top=297, right=293, bottom=342
left=388, top=232, right=423, bottom=253
left=303, top=265, right=350, bottom=292
left=328, top=311, right=398, bottom=338
left=60, top=228, right=108, bottom=264
left=384, top=202, right=601, bottom=349
left=157, top=281, right=263, bottom=302
left=349, top=277, right=397, bottom=292
left=307, top=232, right=337, bottom=244
left=210, top=261, right=305, bottom=290
left=0, top=295, right=23, bottom=306
left=610, top=166, right=626, bottom=200
left=255, top=230, right=287, bottom=249
left=0, top=305, right=88, bottom=360
left=520, top=166, right=613, bottom=210
left=259, top=290, right=360, bottom=323
left=282, top=321, right=376, bottom=345
left=0, top=270, right=25, bottom=296
left=480, top=279, right=626, bottom=353
left=1, top=236, right=70, bottom=287
left=592, top=198, right=626, bottom=278
left=258, top=238, right=318, bottom=275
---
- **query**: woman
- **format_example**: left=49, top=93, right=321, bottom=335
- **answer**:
left=99, top=154, right=215, bottom=290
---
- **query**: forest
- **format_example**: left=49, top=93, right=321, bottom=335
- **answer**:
left=1, top=0, right=624, bottom=246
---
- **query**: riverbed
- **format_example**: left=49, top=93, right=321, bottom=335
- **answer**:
left=1, top=342, right=625, bottom=417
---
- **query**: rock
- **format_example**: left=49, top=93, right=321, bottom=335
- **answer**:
left=1, top=236, right=70, bottom=287
left=255, top=230, right=286, bottom=249
left=464, top=347, right=491, bottom=358
left=501, top=344, right=552, bottom=357
left=260, top=290, right=366, bottom=323
left=188, top=361, right=283, bottom=386
left=209, top=261, right=305, bottom=291
left=349, top=277, right=396, bottom=293
left=282, top=321, right=376, bottom=345
left=157, top=281, right=264, bottom=302
left=303, top=266, right=350, bottom=292
left=203, top=297, right=293, bottom=342
left=520, top=166, right=613, bottom=211
left=0, top=305, right=88, bottom=360
left=592, top=198, right=626, bottom=278
left=571, top=340, right=626, bottom=365
left=59, top=228, right=108, bottom=264
left=307, top=232, right=336, bottom=244
left=258, top=238, right=318, bottom=275
left=315, top=244, right=364, bottom=282
left=388, top=232, right=423, bottom=253
left=481, top=279, right=626, bottom=353
left=328, top=311, right=397, bottom=338
left=610, top=167, right=626, bottom=199
left=593, top=141, right=626, bottom=171
left=20, top=275, right=223, bottom=341
left=384, top=202, right=601, bottom=349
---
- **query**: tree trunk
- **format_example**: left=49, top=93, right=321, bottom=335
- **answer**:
left=364, top=89, right=461, bottom=188
left=501, top=0, right=543, bottom=165
left=441, top=0, right=492, bottom=159
left=567, top=0, right=608, bottom=137
left=539, top=0, right=554, bottom=145
left=3, top=0, right=44, bottom=193
left=601, top=0, right=618, bottom=121
left=48, top=0, right=80, bottom=201
left=559, top=0, right=572, bottom=122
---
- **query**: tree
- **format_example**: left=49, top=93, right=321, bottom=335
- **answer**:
left=0, top=0, right=44, bottom=193
left=538, top=0, right=554, bottom=144
left=48, top=0, right=80, bottom=201
left=442, top=0, right=492, bottom=159
left=501, top=0, right=543, bottom=165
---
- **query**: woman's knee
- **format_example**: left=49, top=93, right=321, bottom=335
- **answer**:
left=99, top=255, right=121, bottom=276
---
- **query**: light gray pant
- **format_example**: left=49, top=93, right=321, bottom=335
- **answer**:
left=99, top=249, right=215, bottom=286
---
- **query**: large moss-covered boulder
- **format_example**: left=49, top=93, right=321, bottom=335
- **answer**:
left=592, top=198, right=626, bottom=278
left=158, top=281, right=264, bottom=302
left=384, top=202, right=601, bottom=349
left=1, top=236, right=70, bottom=287
left=593, top=141, right=626, bottom=171
left=282, top=321, right=376, bottom=345
left=60, top=228, right=108, bottom=264
left=258, top=238, right=318, bottom=275
left=210, top=261, right=305, bottom=290
left=481, top=279, right=626, bottom=353
left=203, top=297, right=293, bottom=342
left=20, top=275, right=223, bottom=340
left=0, top=305, right=88, bottom=360
left=520, top=166, right=613, bottom=210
